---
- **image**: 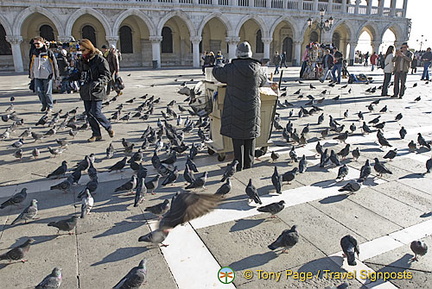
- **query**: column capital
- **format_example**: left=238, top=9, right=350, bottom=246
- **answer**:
left=190, top=36, right=202, bottom=44
left=5, top=35, right=23, bottom=45
left=106, top=36, right=119, bottom=43
left=225, top=36, right=240, bottom=45
left=149, top=35, right=163, bottom=43
left=57, top=35, right=72, bottom=43
left=261, top=37, right=272, bottom=44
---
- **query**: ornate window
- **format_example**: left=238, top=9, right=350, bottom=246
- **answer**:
left=162, top=27, right=173, bottom=53
left=120, top=25, right=133, bottom=53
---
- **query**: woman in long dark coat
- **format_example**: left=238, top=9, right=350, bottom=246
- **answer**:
left=212, top=41, right=267, bottom=171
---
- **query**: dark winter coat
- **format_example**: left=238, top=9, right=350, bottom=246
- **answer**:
left=71, top=51, right=111, bottom=101
left=212, top=58, right=267, bottom=139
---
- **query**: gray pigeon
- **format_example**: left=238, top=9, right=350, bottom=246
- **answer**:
left=268, top=225, right=299, bottom=253
left=418, top=133, right=431, bottom=150
left=282, top=167, right=298, bottom=183
left=271, top=166, right=282, bottom=194
left=298, top=154, right=307, bottom=173
left=399, top=126, right=407, bottom=139
left=106, top=142, right=115, bottom=159
left=11, top=199, right=38, bottom=225
left=145, top=199, right=170, bottom=219
left=383, top=148, right=397, bottom=161
left=0, top=238, right=34, bottom=263
left=138, top=229, right=169, bottom=247
left=245, top=179, right=262, bottom=205
left=35, top=267, right=62, bottom=289
left=50, top=178, right=72, bottom=193
left=221, top=159, right=239, bottom=182
left=115, top=175, right=138, bottom=194
left=144, top=174, right=160, bottom=195
left=183, top=164, right=195, bottom=184
left=257, top=200, right=285, bottom=218
left=410, top=240, right=428, bottom=262
left=134, top=182, right=147, bottom=207
left=337, top=144, right=350, bottom=160
left=374, top=158, right=392, bottom=177
left=108, top=157, right=127, bottom=172
left=1, top=188, right=27, bottom=209
left=425, top=157, right=432, bottom=174
left=340, top=235, right=360, bottom=266
left=80, top=189, right=94, bottom=218
left=214, top=178, right=231, bottom=197
left=336, top=164, right=349, bottom=181
left=338, top=179, right=363, bottom=193
left=48, top=216, right=78, bottom=235
left=47, top=160, right=68, bottom=178
left=113, top=259, right=147, bottom=289
left=351, top=147, right=360, bottom=161
left=185, top=171, right=207, bottom=189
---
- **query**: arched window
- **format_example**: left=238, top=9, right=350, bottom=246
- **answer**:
left=256, top=29, right=264, bottom=53
left=0, top=25, right=12, bottom=55
left=310, top=31, right=319, bottom=43
left=120, top=25, right=133, bottom=53
left=82, top=25, right=96, bottom=47
left=162, top=27, right=173, bottom=53
left=332, top=32, right=341, bottom=50
left=282, top=37, right=293, bottom=62
left=40, top=25, right=55, bottom=41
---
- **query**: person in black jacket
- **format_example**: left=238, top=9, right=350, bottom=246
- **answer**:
left=74, top=39, right=114, bottom=142
left=212, top=41, right=267, bottom=171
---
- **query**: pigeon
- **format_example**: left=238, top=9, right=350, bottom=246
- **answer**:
left=282, top=167, right=298, bottom=183
left=80, top=189, right=94, bottom=218
left=134, top=181, right=147, bottom=207
left=257, top=200, right=285, bottom=218
left=159, top=191, right=221, bottom=230
left=298, top=155, right=307, bottom=173
left=377, top=131, right=392, bottom=148
left=418, top=133, right=431, bottom=150
left=338, top=179, right=363, bottom=193
left=395, top=113, right=403, bottom=121
left=113, top=259, right=147, bottom=289
left=268, top=225, right=299, bottom=253
left=144, top=174, right=161, bottom=195
left=359, top=160, right=372, bottom=181
left=336, top=164, right=349, bottom=181
left=374, top=158, right=393, bottom=177
left=32, top=131, right=44, bottom=141
left=50, top=178, right=72, bottom=193
left=48, top=216, right=78, bottom=235
left=106, top=142, right=115, bottom=159
left=426, top=157, right=432, bottom=174
left=351, top=147, right=360, bottom=161
left=185, top=171, right=207, bottom=189
left=410, top=240, right=428, bottom=262
left=245, top=179, right=262, bottom=205
left=48, top=146, right=65, bottom=157
left=327, top=150, right=341, bottom=166
left=161, top=166, right=179, bottom=186
left=221, top=159, right=239, bottom=182
left=315, top=141, right=323, bottom=156
left=1, top=188, right=27, bottom=209
left=108, top=157, right=127, bottom=172
left=349, top=123, right=357, bottom=134
left=47, top=160, right=68, bottom=178
left=138, top=229, right=170, bottom=247
left=414, top=96, right=421, bottom=101
left=399, top=127, right=407, bottom=139
left=145, top=199, right=170, bottom=219
left=11, top=199, right=38, bottom=225
left=379, top=105, right=388, bottom=113
left=115, top=175, right=138, bottom=194
left=362, top=122, right=373, bottom=134
left=289, top=146, right=298, bottom=162
left=383, top=148, right=398, bottom=161
left=13, top=148, right=23, bottom=160
left=11, top=138, right=24, bottom=148
left=340, top=235, right=360, bottom=266
left=161, top=151, right=177, bottom=165
left=408, top=140, right=417, bottom=152
left=270, top=151, right=280, bottom=162
left=337, top=144, right=351, bottom=160
left=271, top=166, right=283, bottom=194
left=0, top=238, right=34, bottom=263
left=334, top=131, right=349, bottom=143
left=214, top=178, right=232, bottom=197
left=35, top=267, right=62, bottom=289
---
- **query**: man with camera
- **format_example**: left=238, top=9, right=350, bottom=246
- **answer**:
left=392, top=42, right=412, bottom=99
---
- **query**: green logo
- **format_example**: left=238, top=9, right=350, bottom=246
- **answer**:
left=218, top=266, right=235, bottom=284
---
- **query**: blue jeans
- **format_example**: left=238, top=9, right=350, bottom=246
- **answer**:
left=83, top=100, right=112, bottom=137
left=331, top=63, right=342, bottom=83
left=422, top=62, right=430, bottom=80
left=35, top=78, right=53, bottom=109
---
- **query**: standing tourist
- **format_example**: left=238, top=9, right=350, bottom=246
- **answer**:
left=420, top=47, right=432, bottom=80
left=29, top=36, right=59, bottom=112
left=71, top=39, right=114, bottom=142
left=381, top=46, right=394, bottom=96
left=273, top=51, right=281, bottom=75
left=392, top=42, right=412, bottom=99
left=280, top=51, right=288, bottom=69
left=212, top=41, right=267, bottom=171
left=319, top=49, right=334, bottom=83
left=370, top=52, right=378, bottom=71
left=331, top=47, right=343, bottom=84
left=102, top=44, right=120, bottom=95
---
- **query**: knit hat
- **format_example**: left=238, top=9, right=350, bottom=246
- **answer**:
left=236, top=41, right=252, bottom=58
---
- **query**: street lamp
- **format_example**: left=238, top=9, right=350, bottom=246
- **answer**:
left=417, top=35, right=427, bottom=51
left=307, top=8, right=334, bottom=43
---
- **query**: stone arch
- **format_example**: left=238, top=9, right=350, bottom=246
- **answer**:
left=269, top=17, right=299, bottom=41
left=199, top=15, right=230, bottom=55
left=0, top=14, right=12, bottom=36
left=234, top=15, right=267, bottom=38
left=156, top=10, right=195, bottom=36
left=113, top=9, right=155, bottom=36
left=270, top=17, right=297, bottom=63
left=355, top=22, right=379, bottom=42
left=379, top=22, right=404, bottom=43
left=13, top=6, right=63, bottom=36
left=197, top=12, right=232, bottom=36
left=65, top=8, right=111, bottom=37
left=330, top=21, right=353, bottom=57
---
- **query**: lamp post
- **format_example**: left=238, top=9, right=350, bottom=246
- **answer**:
left=417, top=35, right=427, bottom=51
left=307, top=8, right=334, bottom=43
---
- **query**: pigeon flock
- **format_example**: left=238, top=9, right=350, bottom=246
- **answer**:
left=0, top=67, right=431, bottom=288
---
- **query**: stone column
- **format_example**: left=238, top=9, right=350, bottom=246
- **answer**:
left=348, top=41, right=357, bottom=66
left=367, top=0, right=372, bottom=14
left=106, top=36, right=119, bottom=49
left=342, top=0, right=347, bottom=13
left=261, top=37, right=272, bottom=60
left=354, top=0, right=360, bottom=15
left=313, top=0, right=319, bottom=11
left=6, top=35, right=24, bottom=72
left=225, top=36, right=240, bottom=61
left=371, top=40, right=381, bottom=54
left=190, top=36, right=202, bottom=68
left=298, top=0, right=304, bottom=11
left=57, top=35, right=71, bottom=43
left=402, top=0, right=408, bottom=17
left=293, top=40, right=302, bottom=67
left=149, top=35, right=163, bottom=68
left=378, top=0, right=384, bottom=15
left=327, top=0, right=333, bottom=13
left=390, top=0, right=396, bottom=16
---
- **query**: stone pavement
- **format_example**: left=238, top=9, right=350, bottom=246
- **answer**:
left=0, top=66, right=431, bottom=289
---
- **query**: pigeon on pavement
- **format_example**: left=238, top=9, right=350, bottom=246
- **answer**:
left=145, top=199, right=170, bottom=219
left=0, top=238, right=34, bottom=263
left=11, top=199, right=38, bottom=225
left=185, top=171, right=207, bottom=189
left=257, top=200, right=286, bottom=218
left=374, top=158, right=393, bottom=177
left=113, top=259, right=147, bottom=289
left=115, top=175, right=138, bottom=194
left=410, top=240, right=428, bottom=262
left=221, top=159, right=239, bottom=182
left=338, top=179, right=363, bottom=194
left=80, top=189, right=94, bottom=218
left=47, top=160, right=68, bottom=178
left=340, top=235, right=360, bottom=266
left=138, top=229, right=170, bottom=247
left=1, top=188, right=27, bottom=209
left=336, top=164, right=349, bottom=182
left=48, top=216, right=78, bottom=235
left=271, top=166, right=282, bottom=194
left=268, top=225, right=299, bottom=253
left=245, top=179, right=262, bottom=205
left=214, top=178, right=232, bottom=197
left=35, top=267, right=62, bottom=289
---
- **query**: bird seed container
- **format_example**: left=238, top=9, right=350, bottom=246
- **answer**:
left=204, top=81, right=278, bottom=161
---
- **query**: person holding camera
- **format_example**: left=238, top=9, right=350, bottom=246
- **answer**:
left=72, top=39, right=114, bottom=142
left=392, top=42, right=412, bottom=99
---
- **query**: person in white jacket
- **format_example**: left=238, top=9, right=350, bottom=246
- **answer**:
left=381, top=46, right=394, bottom=96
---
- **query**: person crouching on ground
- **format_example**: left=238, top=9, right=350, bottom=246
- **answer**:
left=72, top=39, right=115, bottom=142
left=212, top=41, right=267, bottom=171
left=29, top=36, right=59, bottom=112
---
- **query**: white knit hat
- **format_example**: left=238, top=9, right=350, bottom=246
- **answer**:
left=236, top=41, right=252, bottom=58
